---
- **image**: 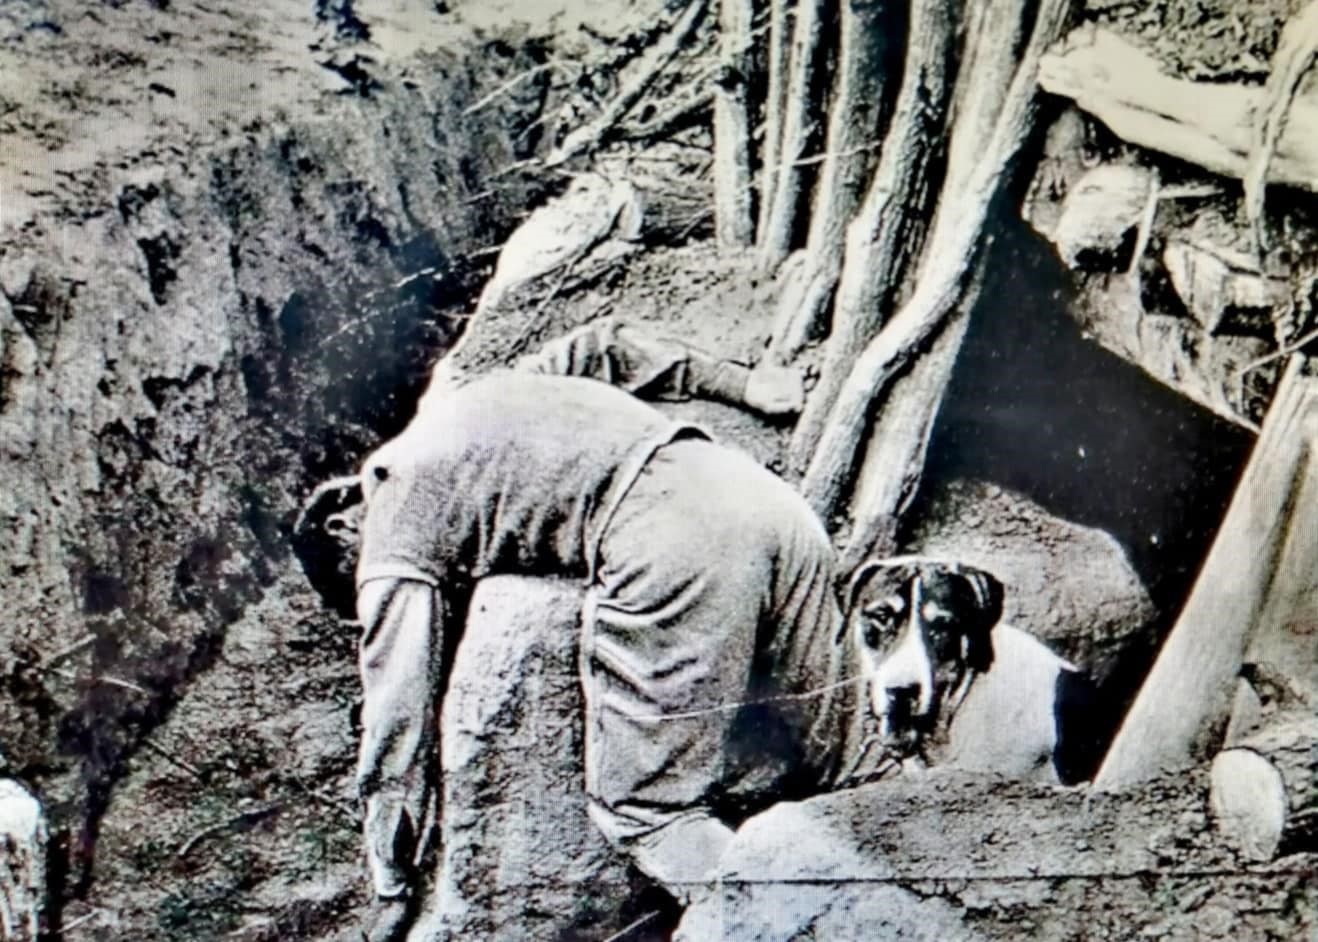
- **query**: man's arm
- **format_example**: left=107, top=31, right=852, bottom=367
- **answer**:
left=355, top=577, right=444, bottom=903
left=514, top=318, right=804, bottom=416
left=587, top=802, right=733, bottom=905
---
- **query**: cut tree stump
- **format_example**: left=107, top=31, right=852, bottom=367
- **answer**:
left=1038, top=26, right=1318, bottom=194
left=1210, top=711, right=1318, bottom=861
left=1096, top=357, right=1318, bottom=789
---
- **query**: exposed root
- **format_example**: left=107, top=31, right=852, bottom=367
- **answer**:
left=1242, top=0, right=1318, bottom=255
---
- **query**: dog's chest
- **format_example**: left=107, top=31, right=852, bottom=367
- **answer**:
left=941, top=625, right=1064, bottom=780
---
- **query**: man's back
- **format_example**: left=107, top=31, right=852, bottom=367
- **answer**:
left=357, top=372, right=701, bottom=588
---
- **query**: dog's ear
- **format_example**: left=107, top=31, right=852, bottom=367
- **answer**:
left=956, top=566, right=1003, bottom=673
left=836, top=559, right=888, bottom=643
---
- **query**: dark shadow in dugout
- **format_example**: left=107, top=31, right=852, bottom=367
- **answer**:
left=906, top=215, right=1255, bottom=773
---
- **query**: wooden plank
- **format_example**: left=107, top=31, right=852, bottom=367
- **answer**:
left=1096, top=357, right=1318, bottom=789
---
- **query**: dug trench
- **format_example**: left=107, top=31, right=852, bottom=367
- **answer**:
left=0, top=4, right=1312, bottom=942
left=0, top=2, right=558, bottom=934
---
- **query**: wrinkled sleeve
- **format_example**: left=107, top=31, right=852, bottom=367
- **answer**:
left=587, top=802, right=733, bottom=904
left=355, top=577, right=445, bottom=899
left=514, top=317, right=751, bottom=404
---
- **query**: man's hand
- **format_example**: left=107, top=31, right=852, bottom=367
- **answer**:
left=363, top=895, right=414, bottom=942
left=744, top=363, right=806, bottom=416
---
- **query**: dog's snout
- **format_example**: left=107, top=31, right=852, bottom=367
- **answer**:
left=885, top=684, right=921, bottom=716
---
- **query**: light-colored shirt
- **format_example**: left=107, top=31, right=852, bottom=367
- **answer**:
left=352, top=320, right=759, bottom=897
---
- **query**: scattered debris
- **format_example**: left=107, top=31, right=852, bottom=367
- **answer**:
left=546, top=0, right=710, bottom=167
left=1163, top=236, right=1291, bottom=337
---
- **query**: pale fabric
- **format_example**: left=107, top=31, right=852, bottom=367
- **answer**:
left=582, top=439, right=861, bottom=888
left=352, top=324, right=855, bottom=901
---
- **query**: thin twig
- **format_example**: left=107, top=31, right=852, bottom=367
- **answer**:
left=602, top=909, right=661, bottom=942
left=138, top=736, right=208, bottom=783
left=1236, top=328, right=1318, bottom=422
left=41, top=633, right=96, bottom=668
left=284, top=772, right=358, bottom=823
left=492, top=157, right=543, bottom=180
left=1125, top=167, right=1160, bottom=278
left=677, top=208, right=714, bottom=240
left=462, top=60, right=575, bottom=116
left=46, top=668, right=150, bottom=695
left=60, top=909, right=107, bottom=933
left=176, top=804, right=282, bottom=860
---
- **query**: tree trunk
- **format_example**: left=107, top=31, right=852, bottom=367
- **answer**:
left=757, top=0, right=791, bottom=239
left=838, top=260, right=984, bottom=568
left=757, top=0, right=830, bottom=271
left=713, top=0, right=757, bottom=247
left=0, top=780, right=47, bottom=942
left=800, top=0, right=1077, bottom=521
left=767, top=0, right=895, bottom=360
left=787, top=0, right=958, bottom=447
left=1242, top=0, right=1318, bottom=253
left=1210, top=711, right=1318, bottom=862
left=1095, top=358, right=1318, bottom=790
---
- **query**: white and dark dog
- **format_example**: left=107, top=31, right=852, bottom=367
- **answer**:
left=844, top=557, right=1102, bottom=785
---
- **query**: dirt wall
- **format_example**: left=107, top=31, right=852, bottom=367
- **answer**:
left=0, top=0, right=548, bottom=888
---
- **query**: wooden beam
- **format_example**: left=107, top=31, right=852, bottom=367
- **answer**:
left=1038, top=26, right=1318, bottom=193
left=1095, top=357, right=1318, bottom=789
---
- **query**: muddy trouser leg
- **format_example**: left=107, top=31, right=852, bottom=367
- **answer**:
left=581, top=439, right=844, bottom=899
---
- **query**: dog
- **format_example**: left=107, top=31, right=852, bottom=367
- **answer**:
left=843, top=557, right=1103, bottom=785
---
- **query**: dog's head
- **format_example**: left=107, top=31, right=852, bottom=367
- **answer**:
left=842, top=557, right=1004, bottom=757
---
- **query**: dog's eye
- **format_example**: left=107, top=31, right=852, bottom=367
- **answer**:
left=865, top=606, right=894, bottom=625
left=859, top=605, right=898, bottom=649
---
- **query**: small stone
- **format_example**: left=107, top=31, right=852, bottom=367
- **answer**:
left=1050, top=164, right=1155, bottom=271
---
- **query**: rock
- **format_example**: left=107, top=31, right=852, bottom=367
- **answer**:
left=408, top=576, right=635, bottom=941
left=1048, top=164, right=1155, bottom=271
left=0, top=777, right=47, bottom=942
left=1163, top=237, right=1290, bottom=338
left=475, top=172, right=645, bottom=313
